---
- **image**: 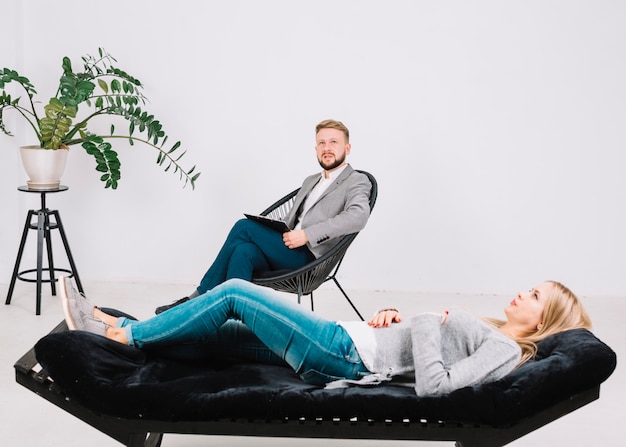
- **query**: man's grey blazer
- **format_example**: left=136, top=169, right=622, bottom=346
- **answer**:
left=284, top=164, right=372, bottom=258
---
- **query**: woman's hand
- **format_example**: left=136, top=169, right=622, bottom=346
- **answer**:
left=368, top=308, right=402, bottom=328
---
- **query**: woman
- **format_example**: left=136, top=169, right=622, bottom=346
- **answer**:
left=59, top=276, right=591, bottom=396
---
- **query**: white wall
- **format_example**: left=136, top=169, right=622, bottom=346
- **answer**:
left=1, top=0, right=625, bottom=298
left=1, top=0, right=22, bottom=286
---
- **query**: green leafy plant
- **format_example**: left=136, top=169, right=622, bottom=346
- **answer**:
left=0, top=48, right=200, bottom=189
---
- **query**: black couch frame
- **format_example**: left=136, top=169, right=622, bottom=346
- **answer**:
left=15, top=321, right=602, bottom=447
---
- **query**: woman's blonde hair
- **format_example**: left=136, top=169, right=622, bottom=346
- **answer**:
left=485, top=280, right=592, bottom=365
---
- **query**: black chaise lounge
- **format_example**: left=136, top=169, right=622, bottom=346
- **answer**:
left=16, top=309, right=616, bottom=447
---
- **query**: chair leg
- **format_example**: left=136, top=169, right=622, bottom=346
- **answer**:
left=6, top=210, right=34, bottom=305
left=52, top=211, right=84, bottom=293
left=35, top=210, right=45, bottom=315
left=310, top=291, right=314, bottom=311
left=43, top=210, right=57, bottom=296
left=332, top=277, right=364, bottom=321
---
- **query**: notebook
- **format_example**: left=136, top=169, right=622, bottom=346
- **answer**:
left=244, top=214, right=292, bottom=233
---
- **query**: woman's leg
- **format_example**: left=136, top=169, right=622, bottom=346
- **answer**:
left=93, top=310, right=285, bottom=365
left=139, top=320, right=290, bottom=366
left=196, top=220, right=314, bottom=294
left=121, top=279, right=368, bottom=385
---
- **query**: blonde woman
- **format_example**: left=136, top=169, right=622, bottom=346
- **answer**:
left=60, top=277, right=591, bottom=396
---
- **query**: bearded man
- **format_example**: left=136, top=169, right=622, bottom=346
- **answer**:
left=155, top=119, right=372, bottom=314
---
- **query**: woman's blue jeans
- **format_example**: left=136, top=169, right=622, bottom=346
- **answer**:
left=197, top=219, right=315, bottom=294
left=117, top=279, right=370, bottom=386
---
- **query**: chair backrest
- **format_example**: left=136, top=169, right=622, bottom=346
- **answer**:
left=260, top=189, right=299, bottom=220
left=261, top=169, right=377, bottom=218
left=359, top=170, right=378, bottom=212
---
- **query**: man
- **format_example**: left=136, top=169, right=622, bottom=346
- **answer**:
left=155, top=119, right=372, bottom=314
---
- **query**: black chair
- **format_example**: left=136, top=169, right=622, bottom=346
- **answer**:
left=252, top=170, right=377, bottom=321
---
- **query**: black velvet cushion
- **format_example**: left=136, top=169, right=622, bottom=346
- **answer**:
left=34, top=312, right=616, bottom=426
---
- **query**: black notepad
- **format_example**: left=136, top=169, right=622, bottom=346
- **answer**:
left=244, top=214, right=291, bottom=233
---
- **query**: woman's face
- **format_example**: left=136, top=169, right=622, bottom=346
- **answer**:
left=504, top=281, right=553, bottom=332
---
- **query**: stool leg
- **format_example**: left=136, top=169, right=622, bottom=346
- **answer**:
left=5, top=210, right=35, bottom=305
left=52, top=210, right=83, bottom=293
left=43, top=209, right=57, bottom=296
left=35, top=210, right=45, bottom=315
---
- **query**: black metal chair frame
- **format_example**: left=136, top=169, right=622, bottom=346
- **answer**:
left=252, top=170, right=377, bottom=320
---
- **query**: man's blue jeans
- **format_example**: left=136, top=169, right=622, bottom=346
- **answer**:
left=117, top=279, right=370, bottom=385
left=196, top=219, right=315, bottom=294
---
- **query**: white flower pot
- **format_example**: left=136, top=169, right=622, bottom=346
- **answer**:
left=19, top=145, right=69, bottom=190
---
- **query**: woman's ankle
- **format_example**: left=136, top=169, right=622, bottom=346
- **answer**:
left=105, top=327, right=129, bottom=345
left=94, top=308, right=118, bottom=327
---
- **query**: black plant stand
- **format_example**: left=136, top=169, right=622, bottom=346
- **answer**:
left=5, top=185, right=83, bottom=315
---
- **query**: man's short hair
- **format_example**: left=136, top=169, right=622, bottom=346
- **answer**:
left=316, top=119, right=350, bottom=142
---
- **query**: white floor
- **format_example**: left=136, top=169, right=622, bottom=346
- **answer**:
left=0, top=279, right=623, bottom=447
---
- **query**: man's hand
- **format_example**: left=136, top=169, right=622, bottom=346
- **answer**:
left=368, top=309, right=402, bottom=328
left=283, top=230, right=308, bottom=249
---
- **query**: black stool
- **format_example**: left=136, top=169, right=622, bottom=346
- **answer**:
left=5, top=185, right=83, bottom=315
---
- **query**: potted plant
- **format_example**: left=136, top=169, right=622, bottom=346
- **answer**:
left=0, top=48, right=200, bottom=190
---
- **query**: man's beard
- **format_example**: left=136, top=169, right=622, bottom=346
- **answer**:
left=318, top=152, right=346, bottom=171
